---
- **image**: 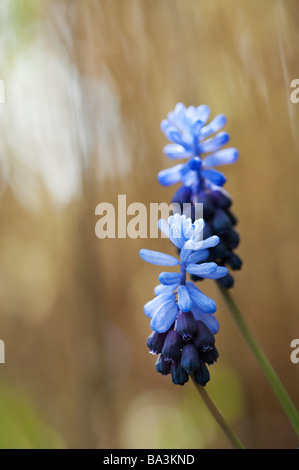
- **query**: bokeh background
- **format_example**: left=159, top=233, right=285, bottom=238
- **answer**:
left=0, top=0, right=298, bottom=449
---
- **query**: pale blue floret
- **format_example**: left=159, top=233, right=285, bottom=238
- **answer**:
left=139, top=214, right=228, bottom=333
left=158, top=103, right=239, bottom=189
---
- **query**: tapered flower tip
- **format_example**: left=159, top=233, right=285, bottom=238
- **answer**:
left=163, top=144, right=193, bottom=159
left=176, top=310, right=197, bottom=340
left=199, top=131, right=230, bottom=154
left=193, top=321, right=215, bottom=352
left=193, top=360, right=210, bottom=386
left=150, top=299, right=179, bottom=333
left=183, top=234, right=219, bottom=253
left=183, top=248, right=210, bottom=266
left=186, top=262, right=216, bottom=277
left=201, top=169, right=226, bottom=187
left=203, top=148, right=239, bottom=168
left=187, top=263, right=228, bottom=280
left=185, top=281, right=217, bottom=314
left=146, top=331, right=167, bottom=355
left=157, top=163, right=185, bottom=186
left=158, top=272, right=182, bottom=286
left=161, top=330, right=182, bottom=362
left=144, top=292, right=175, bottom=318
left=139, top=249, right=179, bottom=266
left=154, top=283, right=179, bottom=296
left=177, top=285, right=192, bottom=312
left=181, top=344, right=200, bottom=374
left=155, top=355, right=171, bottom=376
left=171, top=359, right=189, bottom=386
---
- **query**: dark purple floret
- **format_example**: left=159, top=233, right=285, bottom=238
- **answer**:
left=222, top=229, right=240, bottom=249
left=199, top=345, right=219, bottom=365
left=192, top=190, right=242, bottom=287
left=193, top=320, right=215, bottom=352
left=210, top=239, right=231, bottom=259
left=197, top=190, right=215, bottom=220
left=218, top=272, right=234, bottom=288
left=181, top=344, right=201, bottom=374
left=147, top=310, right=220, bottom=386
left=171, top=359, right=189, bottom=385
left=212, top=208, right=232, bottom=233
left=226, top=252, right=243, bottom=270
left=210, top=189, right=232, bottom=210
left=176, top=310, right=198, bottom=341
left=193, top=360, right=210, bottom=386
left=203, top=222, right=213, bottom=239
left=155, top=354, right=171, bottom=376
left=227, top=210, right=238, bottom=226
left=162, top=330, right=183, bottom=362
left=147, top=331, right=167, bottom=355
left=171, top=185, right=192, bottom=206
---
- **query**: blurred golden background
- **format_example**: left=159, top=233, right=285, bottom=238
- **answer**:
left=0, top=0, right=298, bottom=449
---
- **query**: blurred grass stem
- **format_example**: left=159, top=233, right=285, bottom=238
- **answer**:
left=217, top=282, right=299, bottom=439
left=191, top=375, right=245, bottom=449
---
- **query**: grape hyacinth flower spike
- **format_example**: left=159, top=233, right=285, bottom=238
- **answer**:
left=158, top=103, right=242, bottom=288
left=142, top=103, right=299, bottom=444
left=139, top=214, right=228, bottom=386
left=156, top=103, right=299, bottom=440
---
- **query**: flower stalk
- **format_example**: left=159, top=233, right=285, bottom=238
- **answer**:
left=217, top=282, right=299, bottom=439
left=191, top=375, right=245, bottom=449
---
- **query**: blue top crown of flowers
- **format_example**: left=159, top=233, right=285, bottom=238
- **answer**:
left=158, top=103, right=239, bottom=191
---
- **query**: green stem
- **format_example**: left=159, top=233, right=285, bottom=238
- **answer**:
left=191, top=375, right=245, bottom=449
left=217, top=282, right=299, bottom=439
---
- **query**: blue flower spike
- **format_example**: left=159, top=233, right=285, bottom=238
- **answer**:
left=159, top=103, right=242, bottom=288
left=140, top=215, right=227, bottom=386
left=158, top=103, right=238, bottom=190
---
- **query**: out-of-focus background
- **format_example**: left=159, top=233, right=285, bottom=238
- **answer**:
left=0, top=0, right=298, bottom=449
